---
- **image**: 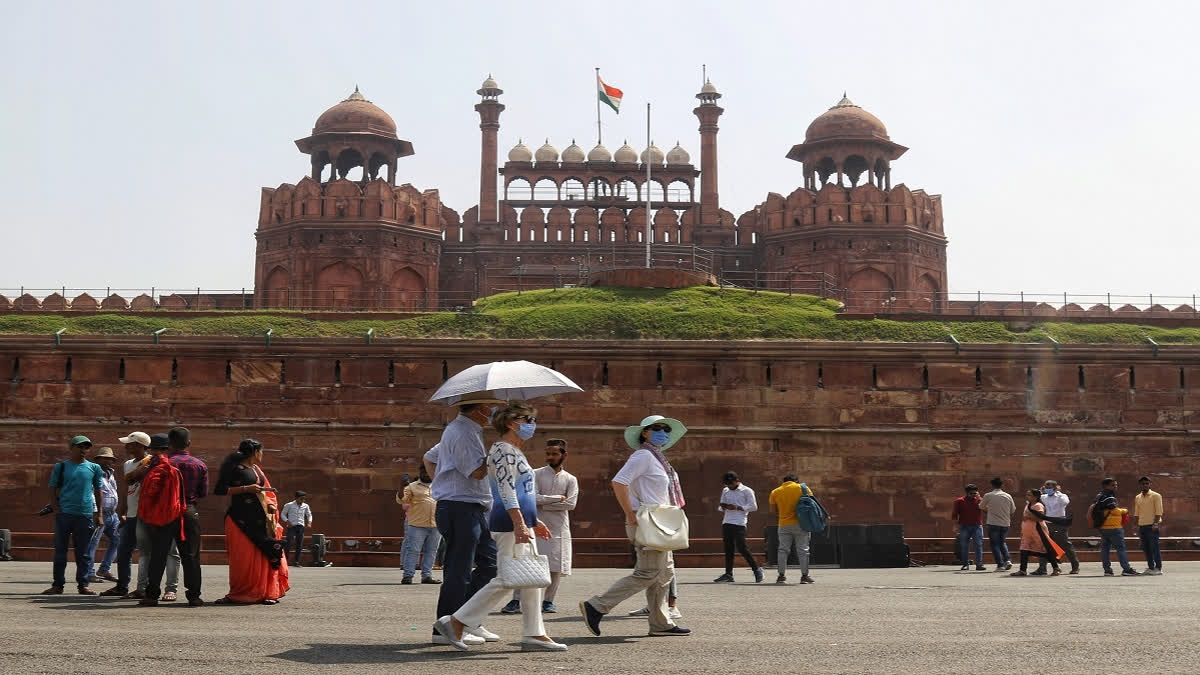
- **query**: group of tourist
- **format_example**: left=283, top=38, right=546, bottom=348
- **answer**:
left=41, top=429, right=299, bottom=606
left=952, top=476, right=1165, bottom=576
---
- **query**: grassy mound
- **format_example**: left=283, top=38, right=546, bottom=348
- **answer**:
left=1, top=287, right=1198, bottom=343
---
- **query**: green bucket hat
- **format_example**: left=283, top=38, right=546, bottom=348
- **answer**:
left=623, top=414, right=687, bottom=452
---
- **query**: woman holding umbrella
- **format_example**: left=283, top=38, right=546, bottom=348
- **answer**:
left=433, top=401, right=566, bottom=651
left=579, top=414, right=692, bottom=638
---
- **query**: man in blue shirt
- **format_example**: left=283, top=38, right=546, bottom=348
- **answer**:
left=425, top=394, right=503, bottom=646
left=42, top=435, right=104, bottom=595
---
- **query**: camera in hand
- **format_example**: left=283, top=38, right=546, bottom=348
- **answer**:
left=36, top=504, right=54, bottom=516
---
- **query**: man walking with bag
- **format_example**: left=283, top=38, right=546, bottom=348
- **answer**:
left=769, top=474, right=814, bottom=584
left=580, top=415, right=691, bottom=638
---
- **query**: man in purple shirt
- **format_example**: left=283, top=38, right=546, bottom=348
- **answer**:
left=142, top=428, right=207, bottom=607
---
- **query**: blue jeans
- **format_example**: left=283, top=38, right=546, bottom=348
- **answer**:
left=115, top=517, right=139, bottom=592
left=402, top=523, right=442, bottom=578
left=285, top=525, right=306, bottom=564
left=86, top=511, right=121, bottom=576
left=987, top=525, right=1010, bottom=565
left=434, top=501, right=496, bottom=632
left=1138, top=525, right=1162, bottom=570
left=52, top=512, right=95, bottom=589
left=1100, top=528, right=1132, bottom=572
left=956, top=525, right=983, bottom=566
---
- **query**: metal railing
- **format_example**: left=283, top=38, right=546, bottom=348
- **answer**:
left=717, top=270, right=840, bottom=298
left=837, top=290, right=1200, bottom=317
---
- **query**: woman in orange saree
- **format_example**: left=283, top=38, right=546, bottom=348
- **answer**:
left=1010, top=488, right=1065, bottom=577
left=213, top=439, right=290, bottom=604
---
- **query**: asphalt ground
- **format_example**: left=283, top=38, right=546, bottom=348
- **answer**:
left=0, top=561, right=1195, bottom=674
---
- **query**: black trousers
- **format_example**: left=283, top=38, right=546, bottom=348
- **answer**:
left=146, top=505, right=202, bottom=600
left=286, top=525, right=306, bottom=564
left=1019, top=550, right=1059, bottom=571
left=722, top=523, right=759, bottom=574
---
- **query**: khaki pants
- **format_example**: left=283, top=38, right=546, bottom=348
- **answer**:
left=587, top=525, right=675, bottom=632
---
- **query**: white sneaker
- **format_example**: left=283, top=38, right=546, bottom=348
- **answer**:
left=1146, top=569, right=1162, bottom=576
left=519, top=636, right=568, bottom=651
left=432, top=633, right=484, bottom=646
left=465, top=625, right=500, bottom=642
left=668, top=607, right=683, bottom=620
left=628, top=606, right=650, bottom=616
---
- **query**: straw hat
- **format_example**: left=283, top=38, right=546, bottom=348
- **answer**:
left=624, top=414, right=688, bottom=452
left=92, top=447, right=116, bottom=459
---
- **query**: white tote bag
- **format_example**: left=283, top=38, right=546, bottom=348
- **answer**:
left=497, top=537, right=552, bottom=589
left=635, top=504, right=690, bottom=552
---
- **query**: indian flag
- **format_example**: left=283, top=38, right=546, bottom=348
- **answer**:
left=598, top=75, right=623, bottom=114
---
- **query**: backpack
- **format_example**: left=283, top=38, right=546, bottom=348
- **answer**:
left=138, top=457, right=187, bottom=532
left=793, top=483, right=829, bottom=533
left=1087, top=496, right=1112, bottom=529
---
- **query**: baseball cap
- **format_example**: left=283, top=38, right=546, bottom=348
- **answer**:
left=148, top=433, right=170, bottom=450
left=118, top=431, right=151, bottom=447
left=69, top=435, right=92, bottom=448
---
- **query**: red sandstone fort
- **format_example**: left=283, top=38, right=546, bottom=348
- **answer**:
left=2, top=78, right=1197, bottom=565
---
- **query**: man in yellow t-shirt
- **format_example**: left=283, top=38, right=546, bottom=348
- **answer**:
left=1133, top=476, right=1164, bottom=575
left=768, top=474, right=811, bottom=585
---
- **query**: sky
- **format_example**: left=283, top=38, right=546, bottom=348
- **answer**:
left=2, top=1, right=1197, bottom=301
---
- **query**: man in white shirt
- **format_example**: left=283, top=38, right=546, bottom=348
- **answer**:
left=713, top=471, right=764, bottom=583
left=1036, top=480, right=1080, bottom=575
left=979, top=477, right=1016, bottom=571
left=502, top=438, right=579, bottom=614
left=281, top=491, right=313, bottom=566
left=580, top=414, right=691, bottom=638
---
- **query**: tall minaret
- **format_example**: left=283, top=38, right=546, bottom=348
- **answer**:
left=693, top=78, right=723, bottom=224
left=475, top=75, right=504, bottom=223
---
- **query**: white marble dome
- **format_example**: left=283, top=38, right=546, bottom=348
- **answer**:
left=535, top=139, right=559, bottom=163
left=561, top=140, right=585, bottom=163
left=665, top=142, right=690, bottom=165
left=587, top=143, right=612, bottom=162
left=507, top=139, right=532, bottom=162
left=614, top=141, right=638, bottom=163
left=640, top=142, right=665, bottom=165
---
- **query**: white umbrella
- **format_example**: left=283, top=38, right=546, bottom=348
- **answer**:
left=429, top=360, right=584, bottom=404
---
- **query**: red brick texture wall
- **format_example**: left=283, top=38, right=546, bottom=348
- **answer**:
left=2, top=337, right=1197, bottom=542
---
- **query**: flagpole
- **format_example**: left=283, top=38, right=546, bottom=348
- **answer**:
left=595, top=68, right=602, bottom=146
left=645, top=102, right=651, bottom=269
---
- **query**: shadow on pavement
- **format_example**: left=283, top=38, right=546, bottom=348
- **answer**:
left=269, top=642, right=513, bottom=665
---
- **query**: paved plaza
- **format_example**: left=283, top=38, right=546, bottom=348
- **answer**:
left=0, top=561, right=1196, bottom=674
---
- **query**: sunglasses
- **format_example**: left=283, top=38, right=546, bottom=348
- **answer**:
left=517, top=415, right=537, bottom=424
left=647, top=424, right=672, bottom=432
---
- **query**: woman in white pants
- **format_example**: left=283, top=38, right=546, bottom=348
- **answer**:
left=434, top=401, right=565, bottom=652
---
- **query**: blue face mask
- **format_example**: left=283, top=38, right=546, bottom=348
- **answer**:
left=516, top=422, right=537, bottom=440
left=1044, top=488, right=1055, bottom=496
left=649, top=430, right=671, bottom=447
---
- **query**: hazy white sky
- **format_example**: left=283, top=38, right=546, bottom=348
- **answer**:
left=2, top=1, right=1197, bottom=300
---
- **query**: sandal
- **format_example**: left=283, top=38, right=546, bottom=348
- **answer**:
left=260, top=599, right=279, bottom=605
left=161, top=592, right=177, bottom=602
left=214, top=597, right=238, bottom=605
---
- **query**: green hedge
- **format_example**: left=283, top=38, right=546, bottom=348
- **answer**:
left=0, top=287, right=1197, bottom=343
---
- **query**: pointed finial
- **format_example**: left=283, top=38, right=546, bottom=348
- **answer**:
left=346, top=85, right=366, bottom=102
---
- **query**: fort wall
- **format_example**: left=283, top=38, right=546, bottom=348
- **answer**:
left=3, top=337, right=1198, bottom=544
